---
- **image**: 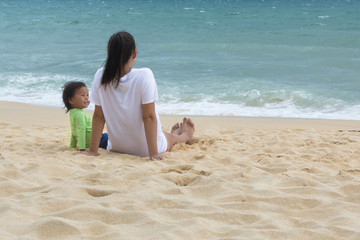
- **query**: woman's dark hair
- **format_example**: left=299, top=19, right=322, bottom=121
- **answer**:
left=101, top=31, right=136, bottom=88
left=62, top=81, right=87, bottom=113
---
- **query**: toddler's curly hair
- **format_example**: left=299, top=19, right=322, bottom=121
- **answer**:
left=62, top=81, right=87, bottom=113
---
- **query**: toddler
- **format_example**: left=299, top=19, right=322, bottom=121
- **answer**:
left=62, top=81, right=108, bottom=151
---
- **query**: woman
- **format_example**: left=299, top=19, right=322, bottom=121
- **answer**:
left=87, top=31, right=195, bottom=160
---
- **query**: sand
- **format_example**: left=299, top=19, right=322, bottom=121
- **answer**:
left=1, top=101, right=360, bottom=239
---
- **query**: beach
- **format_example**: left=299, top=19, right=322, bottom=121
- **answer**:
left=1, top=101, right=360, bottom=239
left=1, top=0, right=360, bottom=239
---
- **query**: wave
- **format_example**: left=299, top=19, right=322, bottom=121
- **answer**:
left=157, top=99, right=360, bottom=120
left=157, top=89, right=360, bottom=120
left=1, top=73, right=359, bottom=120
left=0, top=72, right=91, bottom=108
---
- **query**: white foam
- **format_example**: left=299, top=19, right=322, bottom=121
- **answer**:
left=0, top=72, right=90, bottom=109
left=2, top=88, right=359, bottom=120
left=1, top=73, right=359, bottom=120
left=157, top=100, right=360, bottom=120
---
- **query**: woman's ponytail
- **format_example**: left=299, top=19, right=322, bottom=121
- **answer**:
left=101, top=31, right=136, bottom=88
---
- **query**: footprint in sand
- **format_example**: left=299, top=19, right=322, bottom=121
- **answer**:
left=85, top=188, right=116, bottom=197
left=161, top=165, right=193, bottom=174
left=161, top=165, right=212, bottom=186
left=33, top=217, right=80, bottom=238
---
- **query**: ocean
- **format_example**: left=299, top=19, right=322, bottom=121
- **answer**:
left=1, top=0, right=359, bottom=119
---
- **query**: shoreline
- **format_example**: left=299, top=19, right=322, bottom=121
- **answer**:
left=1, top=100, right=359, bottom=131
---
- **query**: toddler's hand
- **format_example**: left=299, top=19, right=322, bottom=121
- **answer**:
left=150, top=154, right=165, bottom=161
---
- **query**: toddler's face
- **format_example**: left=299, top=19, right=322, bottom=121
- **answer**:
left=69, top=86, right=90, bottom=109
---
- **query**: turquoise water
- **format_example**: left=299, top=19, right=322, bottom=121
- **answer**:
left=1, top=0, right=360, bottom=119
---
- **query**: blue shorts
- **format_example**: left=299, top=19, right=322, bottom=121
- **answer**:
left=99, top=133, right=108, bottom=149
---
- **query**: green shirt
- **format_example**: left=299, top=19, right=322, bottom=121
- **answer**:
left=69, top=108, right=92, bottom=150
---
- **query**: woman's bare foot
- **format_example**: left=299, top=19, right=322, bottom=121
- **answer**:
left=171, top=122, right=181, bottom=135
left=171, top=118, right=187, bottom=135
left=163, top=118, right=195, bottom=151
left=182, top=118, right=195, bottom=144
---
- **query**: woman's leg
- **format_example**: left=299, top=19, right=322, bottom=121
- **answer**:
left=163, top=118, right=195, bottom=151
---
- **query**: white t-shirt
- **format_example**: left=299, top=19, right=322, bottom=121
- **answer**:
left=91, top=67, right=167, bottom=157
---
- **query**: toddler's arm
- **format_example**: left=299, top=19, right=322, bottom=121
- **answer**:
left=70, top=134, right=77, bottom=148
left=74, top=113, right=87, bottom=150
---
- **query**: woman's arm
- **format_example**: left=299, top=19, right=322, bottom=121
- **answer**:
left=88, top=105, right=105, bottom=156
left=142, top=102, right=164, bottom=161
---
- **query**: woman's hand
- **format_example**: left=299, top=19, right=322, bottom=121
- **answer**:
left=74, top=151, right=99, bottom=156
left=150, top=154, right=165, bottom=161
left=84, top=151, right=99, bottom=156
